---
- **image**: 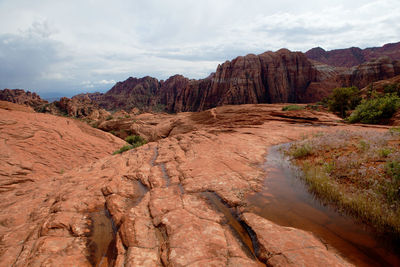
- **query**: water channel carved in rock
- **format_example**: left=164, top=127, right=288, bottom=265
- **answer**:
left=245, top=144, right=400, bottom=266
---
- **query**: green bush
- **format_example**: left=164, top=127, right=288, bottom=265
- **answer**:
left=347, top=93, right=400, bottom=124
left=113, top=145, right=133, bottom=155
left=383, top=83, right=400, bottom=96
left=282, top=105, right=304, bottom=111
left=386, top=161, right=400, bottom=182
left=328, top=86, right=361, bottom=118
left=106, top=115, right=113, bottom=121
left=125, top=135, right=147, bottom=148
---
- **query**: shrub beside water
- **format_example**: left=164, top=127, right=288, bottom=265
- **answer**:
left=286, top=129, right=400, bottom=236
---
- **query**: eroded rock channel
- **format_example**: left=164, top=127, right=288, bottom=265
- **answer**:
left=2, top=103, right=393, bottom=266
left=245, top=144, right=400, bottom=266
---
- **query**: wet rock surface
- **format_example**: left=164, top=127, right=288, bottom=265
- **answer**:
left=1, top=102, right=379, bottom=266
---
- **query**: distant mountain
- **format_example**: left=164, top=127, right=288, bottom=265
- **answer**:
left=305, top=42, right=400, bottom=67
left=4, top=43, right=399, bottom=114
left=82, top=48, right=400, bottom=113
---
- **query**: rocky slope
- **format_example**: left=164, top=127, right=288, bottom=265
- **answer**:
left=8, top=100, right=400, bottom=265
left=0, top=89, right=48, bottom=111
left=0, top=100, right=126, bottom=265
left=306, top=42, right=400, bottom=67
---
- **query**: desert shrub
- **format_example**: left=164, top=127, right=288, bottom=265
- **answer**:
left=389, top=127, right=400, bottom=136
left=328, top=86, right=361, bottom=118
left=113, top=145, right=133, bottom=155
left=347, top=93, right=400, bottom=124
left=290, top=143, right=312, bottom=158
left=282, top=105, right=304, bottom=111
left=106, top=115, right=113, bottom=121
left=386, top=161, right=400, bottom=182
left=125, top=135, right=147, bottom=148
left=383, top=83, right=400, bottom=96
left=378, top=148, right=392, bottom=158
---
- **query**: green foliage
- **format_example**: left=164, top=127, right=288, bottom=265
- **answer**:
left=357, top=140, right=370, bottom=152
left=389, top=127, right=400, bottom=136
left=290, top=144, right=312, bottom=158
left=386, top=161, right=400, bottom=182
left=347, top=93, right=400, bottom=124
left=328, top=86, right=361, bottom=118
left=125, top=135, right=147, bottom=148
left=282, top=105, right=305, bottom=111
left=113, top=135, right=147, bottom=155
left=383, top=83, right=400, bottom=96
left=113, top=145, right=133, bottom=155
left=106, top=115, right=113, bottom=121
left=378, top=148, right=392, bottom=158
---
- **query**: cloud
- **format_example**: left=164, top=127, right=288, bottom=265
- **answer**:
left=0, top=0, right=399, bottom=96
left=98, top=79, right=116, bottom=85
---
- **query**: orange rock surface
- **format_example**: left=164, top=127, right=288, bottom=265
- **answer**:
left=1, top=102, right=379, bottom=266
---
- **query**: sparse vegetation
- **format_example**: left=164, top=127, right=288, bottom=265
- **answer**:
left=383, top=83, right=400, bottom=96
left=125, top=135, right=147, bottom=148
left=328, top=86, right=361, bottom=118
left=289, top=143, right=312, bottom=158
left=113, top=135, right=147, bottom=155
left=106, top=115, right=113, bottom=121
left=286, top=129, right=400, bottom=237
left=347, top=93, right=400, bottom=124
left=113, top=144, right=134, bottom=155
left=282, top=105, right=305, bottom=111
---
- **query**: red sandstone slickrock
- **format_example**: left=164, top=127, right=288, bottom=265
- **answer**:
left=0, top=101, right=363, bottom=266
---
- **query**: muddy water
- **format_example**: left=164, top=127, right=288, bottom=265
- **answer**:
left=202, top=192, right=265, bottom=266
left=87, top=209, right=116, bottom=267
left=245, top=144, right=400, bottom=267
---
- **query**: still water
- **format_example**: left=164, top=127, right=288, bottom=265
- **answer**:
left=245, top=144, right=400, bottom=267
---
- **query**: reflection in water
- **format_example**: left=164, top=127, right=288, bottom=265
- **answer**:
left=246, top=144, right=400, bottom=267
left=87, top=209, right=116, bottom=267
left=202, top=192, right=265, bottom=266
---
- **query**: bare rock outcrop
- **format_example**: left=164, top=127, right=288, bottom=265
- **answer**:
left=1, top=103, right=359, bottom=266
left=84, top=46, right=400, bottom=113
left=306, top=41, right=400, bottom=67
left=0, top=88, right=48, bottom=111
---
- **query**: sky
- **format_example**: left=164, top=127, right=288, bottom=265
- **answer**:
left=0, top=0, right=399, bottom=97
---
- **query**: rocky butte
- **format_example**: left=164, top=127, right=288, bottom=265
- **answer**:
left=77, top=43, right=400, bottom=114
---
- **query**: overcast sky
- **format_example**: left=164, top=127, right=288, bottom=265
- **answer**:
left=0, top=0, right=399, bottom=97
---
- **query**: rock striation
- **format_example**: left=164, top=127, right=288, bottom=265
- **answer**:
left=82, top=46, right=400, bottom=113
left=306, top=42, right=400, bottom=67
left=1, top=102, right=360, bottom=266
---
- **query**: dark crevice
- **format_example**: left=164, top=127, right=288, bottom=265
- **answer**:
left=201, top=191, right=266, bottom=266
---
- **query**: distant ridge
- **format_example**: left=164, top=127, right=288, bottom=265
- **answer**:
left=305, top=42, right=400, bottom=67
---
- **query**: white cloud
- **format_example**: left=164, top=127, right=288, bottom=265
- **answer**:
left=0, top=0, right=398, bottom=96
left=98, top=79, right=116, bottom=85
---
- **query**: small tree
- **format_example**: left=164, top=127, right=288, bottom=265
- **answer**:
left=328, top=86, right=361, bottom=118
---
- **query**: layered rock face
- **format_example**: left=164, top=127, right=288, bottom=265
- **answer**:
left=0, top=88, right=48, bottom=111
left=87, top=76, right=161, bottom=111
left=84, top=46, right=400, bottom=113
left=306, top=41, right=400, bottom=67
